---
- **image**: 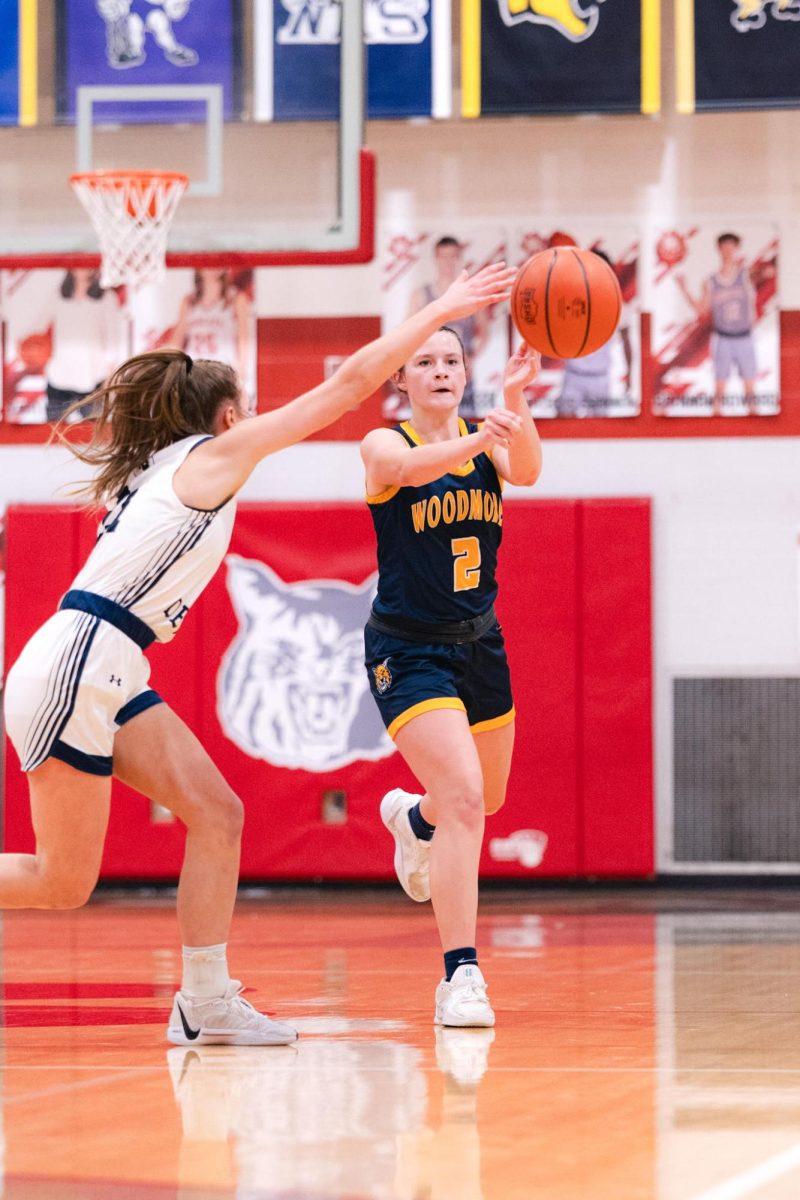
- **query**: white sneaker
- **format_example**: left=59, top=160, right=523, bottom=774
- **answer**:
left=380, top=788, right=431, bottom=902
left=434, top=965, right=495, bottom=1028
left=435, top=1026, right=495, bottom=1086
left=167, top=980, right=298, bottom=1046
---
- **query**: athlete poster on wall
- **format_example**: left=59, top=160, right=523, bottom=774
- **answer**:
left=379, top=222, right=510, bottom=422
left=57, top=0, right=241, bottom=122
left=127, top=268, right=257, bottom=405
left=254, top=0, right=451, bottom=120
left=510, top=226, right=640, bottom=420
left=0, top=268, right=129, bottom=424
left=648, top=223, right=779, bottom=418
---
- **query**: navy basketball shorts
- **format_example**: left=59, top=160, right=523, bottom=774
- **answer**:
left=4, top=611, right=163, bottom=777
left=364, top=622, right=515, bottom=741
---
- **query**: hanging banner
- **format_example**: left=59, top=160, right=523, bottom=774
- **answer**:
left=0, top=0, right=19, bottom=124
left=57, top=0, right=240, bottom=122
left=649, top=223, right=779, bottom=417
left=254, top=0, right=451, bottom=121
left=462, top=0, right=661, bottom=118
left=511, top=226, right=641, bottom=420
left=676, top=0, right=800, bottom=114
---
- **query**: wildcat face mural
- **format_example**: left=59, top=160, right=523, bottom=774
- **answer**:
left=218, top=555, right=395, bottom=772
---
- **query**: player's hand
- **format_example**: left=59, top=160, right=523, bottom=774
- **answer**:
left=503, top=342, right=541, bottom=393
left=479, top=407, right=522, bottom=449
left=438, top=264, right=517, bottom=320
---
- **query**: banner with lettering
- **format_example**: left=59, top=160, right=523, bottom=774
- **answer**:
left=254, top=0, right=451, bottom=120
left=648, top=222, right=779, bottom=417
left=676, top=0, right=800, bottom=113
left=462, top=0, right=660, bottom=117
left=58, top=0, right=240, bottom=122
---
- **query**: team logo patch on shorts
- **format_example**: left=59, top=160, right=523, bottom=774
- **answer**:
left=373, top=659, right=393, bottom=695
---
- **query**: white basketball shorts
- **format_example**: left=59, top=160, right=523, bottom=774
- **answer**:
left=4, top=610, right=163, bottom=777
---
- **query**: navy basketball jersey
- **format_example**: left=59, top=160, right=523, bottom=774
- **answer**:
left=367, top=419, right=504, bottom=623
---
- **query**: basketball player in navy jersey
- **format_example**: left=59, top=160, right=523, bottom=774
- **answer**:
left=362, top=329, right=543, bottom=1027
left=2, top=261, right=515, bottom=1047
left=676, top=232, right=758, bottom=416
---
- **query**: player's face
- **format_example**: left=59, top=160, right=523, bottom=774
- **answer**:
left=399, top=331, right=467, bottom=412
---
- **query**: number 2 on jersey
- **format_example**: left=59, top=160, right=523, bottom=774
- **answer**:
left=451, top=536, right=481, bottom=592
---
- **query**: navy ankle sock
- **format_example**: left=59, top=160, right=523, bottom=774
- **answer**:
left=408, top=801, right=436, bottom=842
left=444, top=947, right=478, bottom=982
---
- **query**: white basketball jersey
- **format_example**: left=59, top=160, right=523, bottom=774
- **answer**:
left=70, top=435, right=237, bottom=643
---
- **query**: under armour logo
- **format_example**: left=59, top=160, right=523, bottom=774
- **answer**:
left=109, top=674, right=123, bottom=687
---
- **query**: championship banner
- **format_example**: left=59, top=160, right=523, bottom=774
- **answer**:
left=0, top=0, right=35, bottom=125
left=511, top=226, right=641, bottom=419
left=676, top=0, right=800, bottom=113
left=57, top=0, right=240, bottom=122
left=254, top=0, right=451, bottom=121
left=649, top=223, right=779, bottom=417
left=462, top=0, right=661, bottom=117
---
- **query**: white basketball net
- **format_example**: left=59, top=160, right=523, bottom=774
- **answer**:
left=70, top=171, right=189, bottom=291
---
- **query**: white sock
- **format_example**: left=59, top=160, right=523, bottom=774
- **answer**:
left=181, top=943, right=230, bottom=998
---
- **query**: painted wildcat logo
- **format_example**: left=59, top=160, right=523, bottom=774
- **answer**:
left=218, top=556, right=394, bottom=771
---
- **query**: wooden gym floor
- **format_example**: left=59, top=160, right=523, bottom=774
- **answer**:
left=1, top=884, right=800, bottom=1199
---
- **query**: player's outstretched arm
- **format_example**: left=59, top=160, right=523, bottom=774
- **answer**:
left=489, top=342, right=543, bottom=488
left=175, top=263, right=515, bottom=509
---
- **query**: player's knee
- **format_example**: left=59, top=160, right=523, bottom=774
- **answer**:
left=207, top=785, right=244, bottom=844
left=440, top=778, right=485, bottom=829
left=484, top=788, right=508, bottom=816
left=42, top=869, right=98, bottom=910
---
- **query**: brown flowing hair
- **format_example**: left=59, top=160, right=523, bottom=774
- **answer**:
left=56, top=349, right=241, bottom=507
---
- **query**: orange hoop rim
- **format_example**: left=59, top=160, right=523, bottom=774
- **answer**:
left=69, top=169, right=189, bottom=189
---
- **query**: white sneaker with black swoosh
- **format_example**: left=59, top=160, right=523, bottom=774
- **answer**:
left=167, top=980, right=298, bottom=1046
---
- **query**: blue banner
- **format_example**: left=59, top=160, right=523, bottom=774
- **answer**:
left=680, top=0, right=800, bottom=112
left=463, top=0, right=659, bottom=117
left=58, top=0, right=240, bottom=122
left=0, top=0, right=20, bottom=124
left=256, top=0, right=450, bottom=121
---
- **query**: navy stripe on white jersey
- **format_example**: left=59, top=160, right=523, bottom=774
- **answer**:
left=114, top=509, right=215, bottom=609
left=23, top=613, right=99, bottom=770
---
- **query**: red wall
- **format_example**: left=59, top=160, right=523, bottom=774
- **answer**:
left=3, top=500, right=653, bottom=880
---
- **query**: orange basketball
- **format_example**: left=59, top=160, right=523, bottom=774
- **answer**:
left=511, top=247, right=622, bottom=359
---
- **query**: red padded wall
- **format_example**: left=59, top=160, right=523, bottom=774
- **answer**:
left=3, top=499, right=653, bottom=880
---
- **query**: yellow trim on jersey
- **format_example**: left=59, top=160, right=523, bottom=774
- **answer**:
left=19, top=0, right=37, bottom=126
left=366, top=484, right=400, bottom=505
left=399, top=418, right=476, bottom=477
left=388, top=697, right=466, bottom=740
left=461, top=0, right=481, bottom=118
left=640, top=0, right=661, bottom=115
left=470, top=707, right=516, bottom=734
left=675, top=0, right=695, bottom=115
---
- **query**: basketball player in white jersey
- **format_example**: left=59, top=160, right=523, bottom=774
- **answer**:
left=3, top=261, right=516, bottom=1047
left=676, top=232, right=758, bottom=416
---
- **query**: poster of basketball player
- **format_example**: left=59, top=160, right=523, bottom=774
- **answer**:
left=509, top=225, right=640, bottom=419
left=128, top=267, right=256, bottom=406
left=0, top=268, right=129, bottom=424
left=380, top=222, right=510, bottom=421
left=649, top=223, right=779, bottom=417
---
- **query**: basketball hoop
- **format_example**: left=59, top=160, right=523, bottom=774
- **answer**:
left=69, top=170, right=189, bottom=291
